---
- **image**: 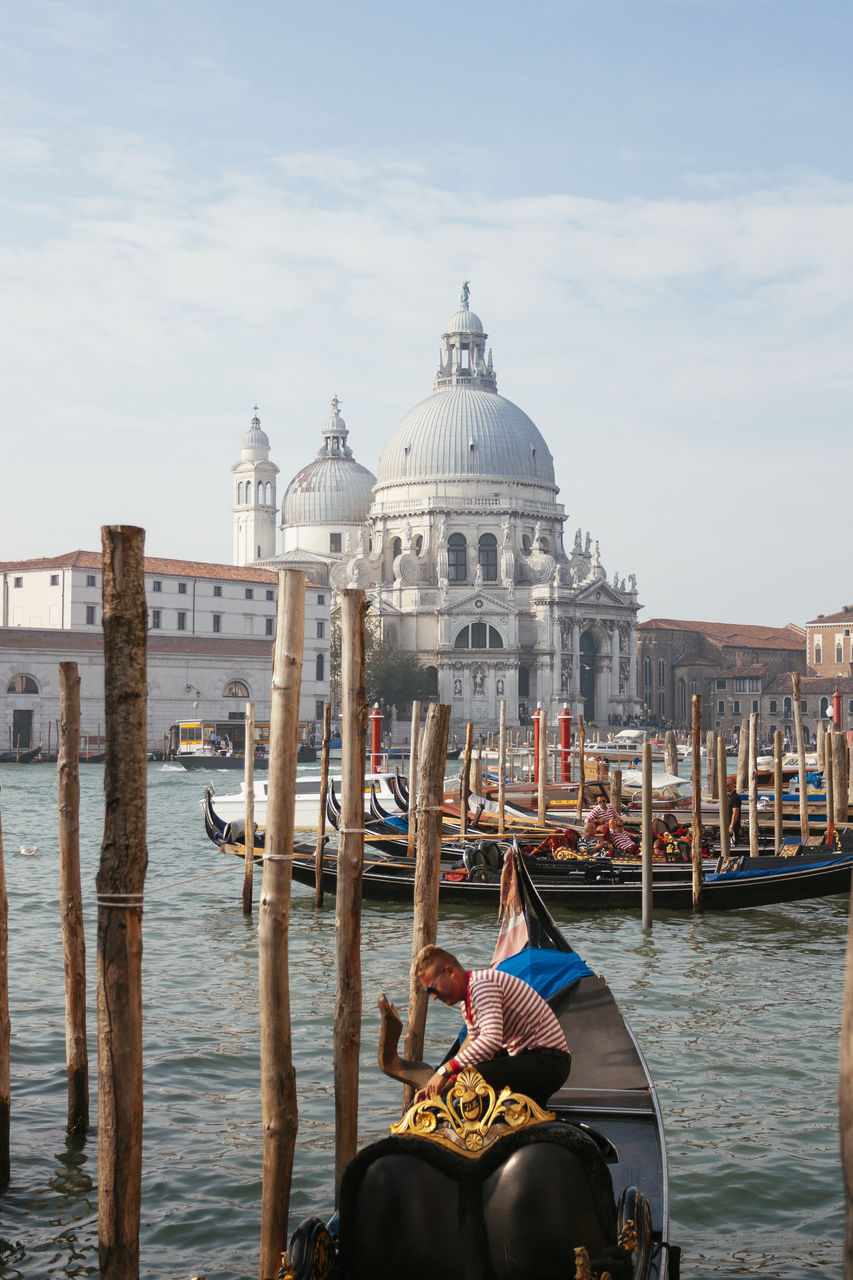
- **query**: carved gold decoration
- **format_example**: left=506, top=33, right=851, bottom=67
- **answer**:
left=617, top=1218, right=638, bottom=1251
left=390, top=1068, right=554, bottom=1155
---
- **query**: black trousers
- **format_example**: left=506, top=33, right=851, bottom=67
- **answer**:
left=473, top=1048, right=571, bottom=1108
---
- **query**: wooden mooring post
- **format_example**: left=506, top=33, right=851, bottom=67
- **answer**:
left=406, top=701, right=421, bottom=860
left=841, top=836, right=853, bottom=1277
left=774, top=730, right=784, bottom=851
left=748, top=713, right=759, bottom=859
left=243, top=700, right=256, bottom=916
left=537, top=707, right=548, bottom=827
left=402, top=702, right=451, bottom=1110
left=497, top=699, right=507, bottom=836
left=575, top=716, right=586, bottom=824
left=334, top=589, right=368, bottom=1201
left=58, top=661, right=89, bottom=1134
left=96, top=526, right=148, bottom=1280
left=258, top=569, right=304, bottom=1280
left=0, top=787, right=8, bottom=1192
left=641, top=742, right=653, bottom=929
left=792, top=673, right=810, bottom=842
left=691, top=695, right=703, bottom=912
left=315, top=702, right=332, bottom=904
left=460, top=722, right=474, bottom=841
left=716, top=737, right=730, bottom=863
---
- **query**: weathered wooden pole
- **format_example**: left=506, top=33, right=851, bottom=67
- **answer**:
left=641, top=743, right=653, bottom=929
left=460, top=722, right=474, bottom=841
left=841, top=837, right=853, bottom=1277
left=817, top=720, right=826, bottom=776
left=0, top=789, right=9, bottom=1191
left=736, top=718, right=749, bottom=792
left=748, top=712, right=759, bottom=858
left=715, top=736, right=730, bottom=862
left=96, top=526, right=148, bottom=1280
left=258, top=569, right=304, bottom=1280
left=243, top=700, right=256, bottom=916
left=315, top=702, right=332, bottom=904
left=402, top=702, right=451, bottom=1110
left=792, top=673, right=810, bottom=842
left=575, top=716, right=586, bottom=823
left=664, top=729, right=678, bottom=777
left=610, top=767, right=622, bottom=814
left=774, top=729, right=784, bottom=852
left=497, top=699, right=507, bottom=836
left=58, top=661, right=89, bottom=1134
left=691, top=694, right=704, bottom=912
left=835, top=730, right=849, bottom=828
left=406, top=701, right=421, bottom=860
left=537, top=707, right=548, bottom=827
left=826, top=734, right=836, bottom=843
left=707, top=728, right=717, bottom=800
left=334, top=589, right=368, bottom=1201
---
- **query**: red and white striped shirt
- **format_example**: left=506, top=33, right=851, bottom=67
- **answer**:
left=448, top=968, right=568, bottom=1074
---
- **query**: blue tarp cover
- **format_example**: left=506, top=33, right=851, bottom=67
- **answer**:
left=496, top=947, right=594, bottom=1001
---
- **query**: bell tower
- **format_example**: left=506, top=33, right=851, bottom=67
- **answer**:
left=231, top=407, right=279, bottom=565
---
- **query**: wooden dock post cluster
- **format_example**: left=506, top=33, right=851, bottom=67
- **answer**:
left=243, top=700, right=256, bottom=916
left=58, top=661, right=89, bottom=1134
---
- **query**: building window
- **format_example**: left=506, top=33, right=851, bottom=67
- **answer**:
left=783, top=697, right=792, bottom=717
left=177, top=612, right=187, bottom=630
left=454, top=624, right=503, bottom=649
left=266, top=589, right=274, bottom=601
left=86, top=574, right=96, bottom=587
left=518, top=668, right=530, bottom=697
left=643, top=658, right=651, bottom=688
left=733, top=699, right=740, bottom=714
left=265, top=618, right=274, bottom=636
left=151, top=610, right=161, bottom=629
left=86, top=605, right=96, bottom=625
left=213, top=585, right=222, bottom=597
left=837, top=642, right=843, bottom=663
left=153, top=580, right=162, bottom=592
left=224, top=680, right=250, bottom=697
left=657, top=659, right=665, bottom=685
left=715, top=679, right=726, bottom=690
left=178, top=582, right=187, bottom=594
left=7, top=674, right=38, bottom=693
left=50, top=574, right=59, bottom=586
left=391, top=537, right=402, bottom=558
left=315, top=700, right=325, bottom=720
left=690, top=680, right=698, bottom=696
left=447, top=533, right=467, bottom=582
left=814, top=640, right=822, bottom=664
left=316, top=620, right=325, bottom=638
left=316, top=653, right=325, bottom=681
left=478, top=533, right=498, bottom=582
left=752, top=700, right=759, bottom=713
left=717, top=700, right=724, bottom=715
left=13, top=577, right=22, bottom=588
left=769, top=700, right=777, bottom=713
left=330, top=533, right=341, bottom=554
left=802, top=701, right=808, bottom=712
left=245, top=588, right=254, bottom=600
left=317, top=593, right=325, bottom=605
left=212, top=614, right=221, bottom=633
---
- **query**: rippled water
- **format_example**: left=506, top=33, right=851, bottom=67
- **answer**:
left=0, top=761, right=846, bottom=1278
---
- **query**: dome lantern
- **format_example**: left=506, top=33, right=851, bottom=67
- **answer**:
left=434, top=283, right=497, bottom=394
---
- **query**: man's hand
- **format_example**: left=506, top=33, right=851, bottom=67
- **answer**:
left=413, top=1070, right=451, bottom=1105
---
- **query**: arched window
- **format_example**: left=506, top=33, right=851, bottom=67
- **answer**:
left=245, top=482, right=252, bottom=504
left=677, top=678, right=687, bottom=721
left=414, top=535, right=423, bottom=556
left=783, top=696, right=792, bottom=717
left=538, top=537, right=550, bottom=553
left=7, top=674, right=38, bottom=694
left=391, top=537, right=402, bottom=558
left=522, top=534, right=532, bottom=553
left=820, top=695, right=831, bottom=718
left=266, top=482, right=272, bottom=503
left=237, top=482, right=244, bottom=503
left=454, top=624, right=503, bottom=649
left=316, top=653, right=324, bottom=682
left=224, top=680, right=250, bottom=698
left=478, top=534, right=498, bottom=582
left=447, top=533, right=467, bottom=582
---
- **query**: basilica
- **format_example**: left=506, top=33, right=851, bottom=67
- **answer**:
left=231, top=289, right=642, bottom=732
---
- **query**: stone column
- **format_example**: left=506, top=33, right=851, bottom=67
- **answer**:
left=610, top=625, right=620, bottom=697
left=572, top=620, right=580, bottom=696
left=628, top=625, right=638, bottom=699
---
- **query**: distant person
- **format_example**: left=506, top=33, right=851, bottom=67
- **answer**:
left=584, top=790, right=619, bottom=841
left=726, top=776, right=742, bottom=845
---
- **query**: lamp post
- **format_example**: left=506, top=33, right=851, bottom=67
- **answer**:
left=369, top=702, right=383, bottom=773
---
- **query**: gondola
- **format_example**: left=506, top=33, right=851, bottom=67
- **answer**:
left=0, top=745, right=41, bottom=763
left=283, top=846, right=680, bottom=1280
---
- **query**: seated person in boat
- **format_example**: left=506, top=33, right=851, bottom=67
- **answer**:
left=588, top=812, right=639, bottom=856
left=412, top=945, right=570, bottom=1109
left=584, top=791, right=620, bottom=841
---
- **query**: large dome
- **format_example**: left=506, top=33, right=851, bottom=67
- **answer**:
left=282, top=398, right=376, bottom=526
left=377, top=388, right=555, bottom=486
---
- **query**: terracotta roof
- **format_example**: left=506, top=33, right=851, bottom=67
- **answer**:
left=638, top=618, right=805, bottom=650
left=716, top=663, right=771, bottom=678
left=0, top=550, right=322, bottom=589
left=806, top=606, right=853, bottom=625
left=764, top=672, right=853, bottom=695
left=671, top=652, right=718, bottom=667
left=0, top=627, right=278, bottom=657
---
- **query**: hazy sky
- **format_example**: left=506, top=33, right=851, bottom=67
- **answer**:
left=3, top=0, right=851, bottom=626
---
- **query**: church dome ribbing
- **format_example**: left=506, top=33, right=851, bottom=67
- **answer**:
left=282, top=397, right=376, bottom=526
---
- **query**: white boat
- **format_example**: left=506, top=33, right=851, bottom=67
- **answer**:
left=585, top=729, right=666, bottom=762
left=204, top=772, right=400, bottom=831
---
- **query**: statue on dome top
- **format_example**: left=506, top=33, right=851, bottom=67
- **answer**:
left=461, top=280, right=470, bottom=306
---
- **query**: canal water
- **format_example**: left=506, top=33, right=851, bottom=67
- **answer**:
left=0, top=760, right=845, bottom=1278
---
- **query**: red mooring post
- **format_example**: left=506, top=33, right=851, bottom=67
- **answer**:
left=532, top=704, right=541, bottom=784
left=835, top=690, right=842, bottom=732
left=369, top=703, right=383, bottom=773
left=559, top=703, right=572, bottom=783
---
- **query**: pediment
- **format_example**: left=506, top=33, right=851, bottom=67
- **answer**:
left=445, top=590, right=517, bottom=617
left=573, top=580, right=627, bottom=608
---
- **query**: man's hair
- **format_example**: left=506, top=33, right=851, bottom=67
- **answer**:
left=413, top=943, right=459, bottom=980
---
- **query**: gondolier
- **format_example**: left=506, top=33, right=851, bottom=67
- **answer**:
left=413, top=945, right=570, bottom=1107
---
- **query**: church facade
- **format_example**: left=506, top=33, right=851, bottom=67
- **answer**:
left=243, top=290, right=643, bottom=733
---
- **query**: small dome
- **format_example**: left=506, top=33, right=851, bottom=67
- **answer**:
left=283, top=457, right=376, bottom=526
left=242, top=409, right=269, bottom=450
left=445, top=304, right=483, bottom=335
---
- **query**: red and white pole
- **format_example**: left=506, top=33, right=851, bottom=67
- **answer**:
left=369, top=702, right=383, bottom=773
left=532, top=703, right=541, bottom=784
left=833, top=689, right=842, bottom=731
left=559, top=703, right=572, bottom=782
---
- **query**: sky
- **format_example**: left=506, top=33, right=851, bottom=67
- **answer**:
left=2, top=0, right=851, bottom=626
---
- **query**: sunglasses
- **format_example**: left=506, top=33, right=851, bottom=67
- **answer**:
left=422, top=983, right=440, bottom=996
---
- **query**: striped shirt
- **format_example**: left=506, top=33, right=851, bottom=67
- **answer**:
left=587, top=802, right=620, bottom=829
left=448, top=968, right=568, bottom=1074
left=609, top=825, right=638, bottom=853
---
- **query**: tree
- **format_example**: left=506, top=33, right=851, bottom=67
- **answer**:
left=330, top=608, right=434, bottom=720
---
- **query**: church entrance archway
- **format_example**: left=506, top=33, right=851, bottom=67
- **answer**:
left=580, top=633, right=596, bottom=723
